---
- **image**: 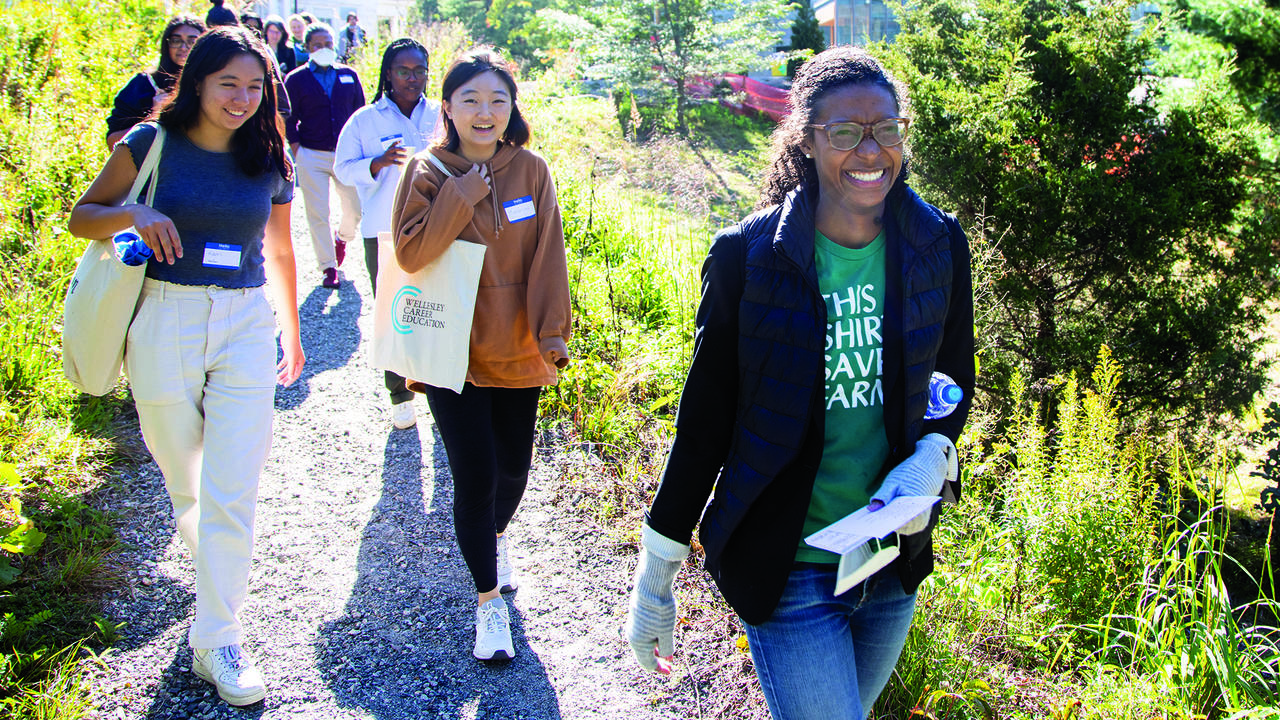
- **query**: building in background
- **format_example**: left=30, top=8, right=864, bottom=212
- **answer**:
left=237, top=0, right=413, bottom=47
left=811, top=0, right=901, bottom=47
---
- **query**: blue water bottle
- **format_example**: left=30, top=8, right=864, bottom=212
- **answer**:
left=113, top=231, right=153, bottom=266
left=925, top=371, right=963, bottom=419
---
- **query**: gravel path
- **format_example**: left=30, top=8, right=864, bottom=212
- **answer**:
left=80, top=196, right=720, bottom=720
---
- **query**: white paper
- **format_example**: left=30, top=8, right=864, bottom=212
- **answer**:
left=836, top=543, right=900, bottom=596
left=804, top=495, right=940, bottom=555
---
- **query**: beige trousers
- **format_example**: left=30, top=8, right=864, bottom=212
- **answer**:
left=296, top=146, right=361, bottom=272
left=125, top=279, right=277, bottom=649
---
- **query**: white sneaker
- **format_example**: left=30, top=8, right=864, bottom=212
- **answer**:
left=473, top=596, right=515, bottom=661
left=496, top=534, right=518, bottom=593
left=391, top=400, right=416, bottom=429
left=192, top=644, right=266, bottom=706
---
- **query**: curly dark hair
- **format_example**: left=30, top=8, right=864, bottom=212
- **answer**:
left=758, top=46, right=912, bottom=209
left=373, top=38, right=428, bottom=104
left=437, top=46, right=530, bottom=152
left=158, top=26, right=291, bottom=182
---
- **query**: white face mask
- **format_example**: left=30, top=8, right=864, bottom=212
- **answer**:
left=310, top=48, right=337, bottom=67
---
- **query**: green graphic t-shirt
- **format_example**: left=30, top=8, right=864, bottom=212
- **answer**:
left=795, top=230, right=891, bottom=563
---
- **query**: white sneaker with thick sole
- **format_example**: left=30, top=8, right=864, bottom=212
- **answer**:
left=496, top=534, right=518, bottom=593
left=192, top=644, right=266, bottom=706
left=391, top=400, right=416, bottom=429
left=473, top=596, right=515, bottom=661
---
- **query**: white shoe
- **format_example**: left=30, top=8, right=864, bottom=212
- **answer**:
left=391, top=400, right=416, bottom=429
left=496, top=534, right=518, bottom=593
left=473, top=596, right=515, bottom=661
left=192, top=644, right=266, bottom=706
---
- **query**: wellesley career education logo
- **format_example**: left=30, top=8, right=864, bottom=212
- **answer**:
left=393, top=286, right=448, bottom=334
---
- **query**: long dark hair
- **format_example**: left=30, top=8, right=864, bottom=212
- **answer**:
left=158, top=26, right=291, bottom=181
left=437, top=47, right=530, bottom=152
left=373, top=38, right=428, bottom=104
left=759, top=46, right=912, bottom=209
left=263, top=15, right=290, bottom=60
left=155, top=15, right=205, bottom=90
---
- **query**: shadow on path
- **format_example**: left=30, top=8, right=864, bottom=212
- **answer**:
left=316, top=424, right=563, bottom=719
left=275, top=280, right=363, bottom=410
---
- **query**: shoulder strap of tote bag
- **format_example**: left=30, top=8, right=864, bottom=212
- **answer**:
left=125, top=124, right=167, bottom=207
left=425, top=150, right=455, bottom=179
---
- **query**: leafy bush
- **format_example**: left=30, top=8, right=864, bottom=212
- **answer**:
left=882, top=0, right=1280, bottom=427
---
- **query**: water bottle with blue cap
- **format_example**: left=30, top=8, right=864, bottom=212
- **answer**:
left=114, top=231, right=153, bottom=266
left=925, top=371, right=963, bottom=419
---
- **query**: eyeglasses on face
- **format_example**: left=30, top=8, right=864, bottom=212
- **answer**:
left=166, top=35, right=199, bottom=49
left=392, top=68, right=429, bottom=81
left=807, top=117, right=910, bottom=151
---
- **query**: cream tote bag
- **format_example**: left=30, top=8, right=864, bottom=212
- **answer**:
left=371, top=152, right=486, bottom=393
left=62, top=124, right=166, bottom=396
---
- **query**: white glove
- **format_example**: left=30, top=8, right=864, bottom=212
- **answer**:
left=869, top=433, right=957, bottom=534
left=624, top=524, right=689, bottom=672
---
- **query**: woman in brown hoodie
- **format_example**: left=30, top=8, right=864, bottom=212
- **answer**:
left=391, top=47, right=571, bottom=662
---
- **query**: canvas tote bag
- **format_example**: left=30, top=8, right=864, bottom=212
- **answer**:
left=371, top=152, right=487, bottom=394
left=62, top=124, right=167, bottom=396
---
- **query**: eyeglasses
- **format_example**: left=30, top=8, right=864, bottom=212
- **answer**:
left=392, top=68, right=429, bottom=81
left=166, top=35, right=199, bottom=49
left=807, top=118, right=910, bottom=151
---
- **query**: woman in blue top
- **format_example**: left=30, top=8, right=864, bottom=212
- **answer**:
left=625, top=47, right=974, bottom=719
left=104, top=14, right=205, bottom=148
left=69, top=26, right=303, bottom=708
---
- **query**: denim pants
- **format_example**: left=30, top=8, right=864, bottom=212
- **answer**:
left=742, top=564, right=917, bottom=720
left=125, top=279, right=276, bottom=648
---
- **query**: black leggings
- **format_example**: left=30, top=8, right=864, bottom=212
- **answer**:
left=425, top=383, right=541, bottom=592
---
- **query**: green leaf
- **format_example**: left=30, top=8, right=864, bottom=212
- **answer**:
left=0, top=557, right=19, bottom=586
left=0, top=463, right=19, bottom=488
left=1, top=521, right=46, bottom=555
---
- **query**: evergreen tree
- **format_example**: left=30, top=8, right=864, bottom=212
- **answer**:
left=882, top=0, right=1279, bottom=424
left=787, top=1, right=825, bottom=77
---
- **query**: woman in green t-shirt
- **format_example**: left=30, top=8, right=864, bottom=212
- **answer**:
left=625, top=46, right=974, bottom=719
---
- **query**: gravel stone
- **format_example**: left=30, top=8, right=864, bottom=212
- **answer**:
left=79, top=197, right=711, bottom=719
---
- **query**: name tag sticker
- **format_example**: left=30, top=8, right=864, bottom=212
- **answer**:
left=338, top=75, right=356, bottom=84
left=379, top=133, right=403, bottom=151
left=503, top=195, right=535, bottom=224
left=202, top=243, right=242, bottom=269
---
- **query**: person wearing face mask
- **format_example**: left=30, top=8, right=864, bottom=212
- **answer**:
left=105, top=15, right=205, bottom=149
left=284, top=23, right=365, bottom=290
left=334, top=39, right=439, bottom=430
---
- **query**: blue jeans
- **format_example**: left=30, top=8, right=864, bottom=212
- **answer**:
left=742, top=564, right=917, bottom=720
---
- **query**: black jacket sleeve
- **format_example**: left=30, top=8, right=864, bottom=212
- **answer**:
left=105, top=73, right=156, bottom=137
left=646, top=228, right=746, bottom=545
left=920, top=213, right=975, bottom=445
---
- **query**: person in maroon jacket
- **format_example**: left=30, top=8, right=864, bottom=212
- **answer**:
left=283, top=23, right=364, bottom=289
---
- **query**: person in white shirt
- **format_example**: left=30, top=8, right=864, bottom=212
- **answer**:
left=334, top=38, right=440, bottom=430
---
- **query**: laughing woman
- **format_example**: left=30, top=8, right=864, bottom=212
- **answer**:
left=625, top=46, right=974, bottom=719
left=69, top=26, right=303, bottom=707
left=392, top=46, right=570, bottom=662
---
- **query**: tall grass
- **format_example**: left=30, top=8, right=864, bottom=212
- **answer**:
left=876, top=349, right=1280, bottom=718
left=0, top=1, right=162, bottom=716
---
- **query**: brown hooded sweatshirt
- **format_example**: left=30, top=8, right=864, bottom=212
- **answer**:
left=391, top=142, right=571, bottom=388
